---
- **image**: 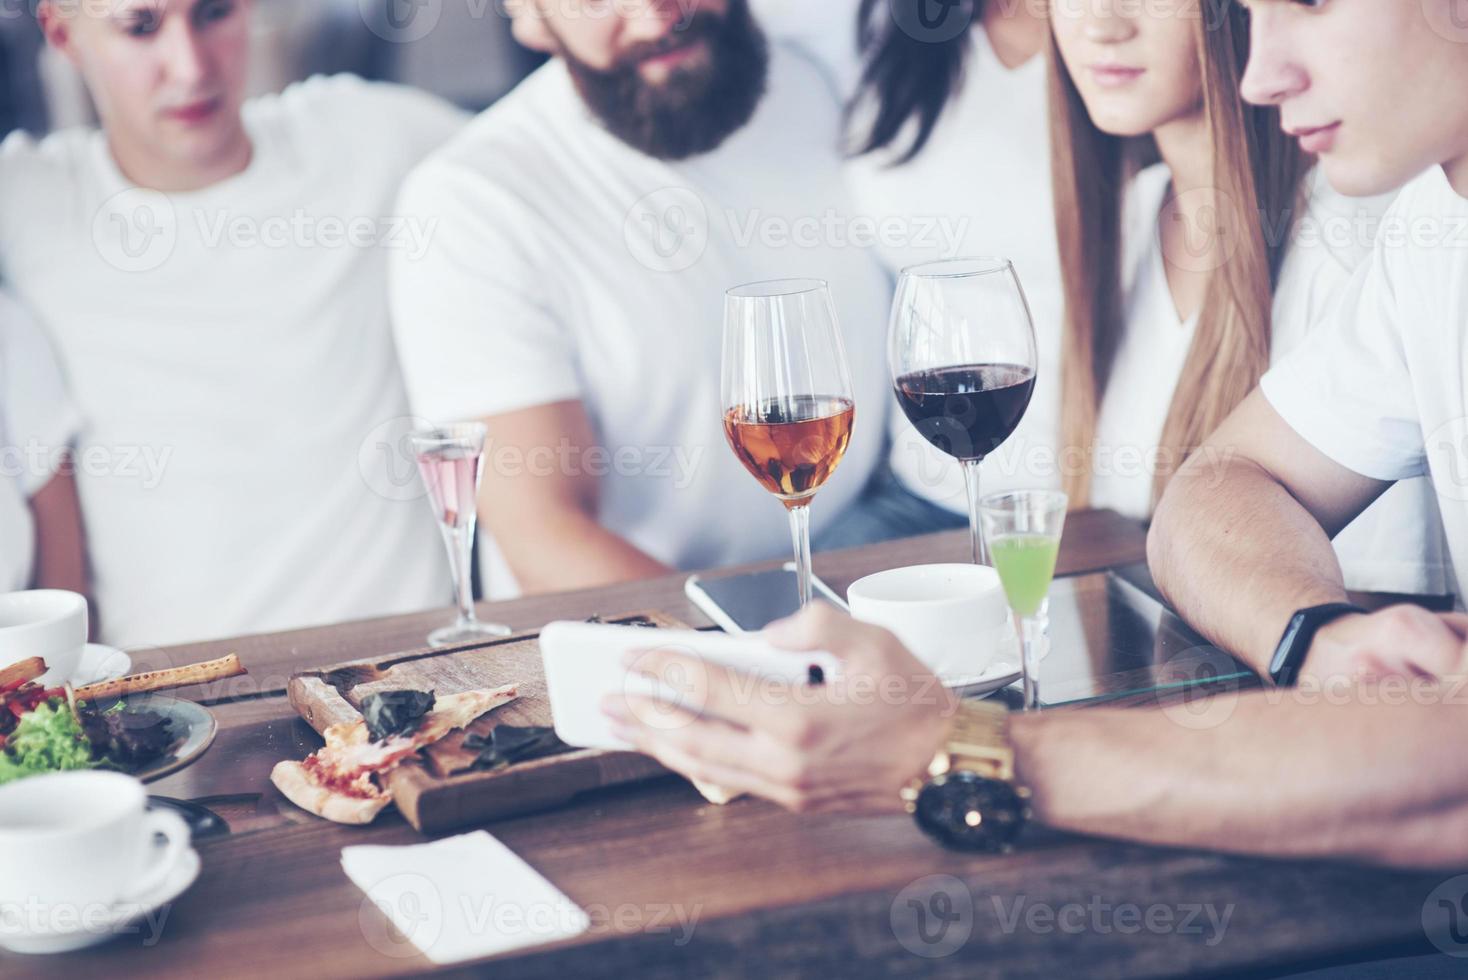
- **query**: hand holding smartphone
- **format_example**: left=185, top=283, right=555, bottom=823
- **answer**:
left=539, top=621, right=839, bottom=751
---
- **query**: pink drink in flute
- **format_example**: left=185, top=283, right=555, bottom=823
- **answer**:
left=410, top=423, right=511, bottom=647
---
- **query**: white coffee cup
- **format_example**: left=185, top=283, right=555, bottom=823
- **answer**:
left=0, top=771, right=190, bottom=938
left=847, top=564, right=1011, bottom=682
left=0, top=590, right=88, bottom=685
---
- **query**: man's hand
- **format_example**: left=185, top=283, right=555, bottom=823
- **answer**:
left=1302, top=606, right=1468, bottom=683
left=602, top=604, right=958, bottom=815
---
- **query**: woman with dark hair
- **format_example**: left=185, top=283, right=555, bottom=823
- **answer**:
left=817, top=0, right=1067, bottom=545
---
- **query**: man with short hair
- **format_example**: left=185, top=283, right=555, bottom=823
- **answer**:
left=390, top=0, right=891, bottom=596
left=0, top=0, right=466, bottom=646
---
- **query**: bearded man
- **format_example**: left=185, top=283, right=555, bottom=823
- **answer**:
left=390, top=0, right=891, bottom=596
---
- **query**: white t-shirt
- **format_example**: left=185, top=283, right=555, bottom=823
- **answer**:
left=748, top=0, right=865, bottom=95
left=1105, top=164, right=1449, bottom=595
left=390, top=48, right=892, bottom=595
left=1262, top=165, right=1468, bottom=598
left=842, top=26, right=1065, bottom=512
left=0, top=75, right=466, bottom=648
left=0, top=291, right=82, bottom=593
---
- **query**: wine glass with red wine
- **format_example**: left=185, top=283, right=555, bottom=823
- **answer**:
left=410, top=422, right=512, bottom=647
left=889, top=258, right=1038, bottom=566
left=722, top=279, right=856, bottom=608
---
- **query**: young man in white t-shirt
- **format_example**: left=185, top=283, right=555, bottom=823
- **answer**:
left=392, top=0, right=890, bottom=596
left=1149, top=0, right=1468, bottom=685
left=0, top=0, right=465, bottom=647
left=1, top=291, right=86, bottom=597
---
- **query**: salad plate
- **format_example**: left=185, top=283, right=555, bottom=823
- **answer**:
left=121, top=695, right=217, bottom=783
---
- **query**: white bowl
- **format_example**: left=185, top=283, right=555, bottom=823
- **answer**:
left=0, top=590, right=88, bottom=685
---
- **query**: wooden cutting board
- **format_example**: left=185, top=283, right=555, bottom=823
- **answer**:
left=285, top=612, right=677, bottom=833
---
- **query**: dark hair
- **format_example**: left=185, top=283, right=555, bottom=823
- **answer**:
left=850, top=0, right=979, bottom=162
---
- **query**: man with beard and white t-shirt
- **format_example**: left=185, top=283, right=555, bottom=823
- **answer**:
left=392, top=0, right=891, bottom=596
left=0, top=0, right=466, bottom=647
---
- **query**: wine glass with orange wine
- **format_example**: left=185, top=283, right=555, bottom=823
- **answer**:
left=722, top=279, right=856, bottom=608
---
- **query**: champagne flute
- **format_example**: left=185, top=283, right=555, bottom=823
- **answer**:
left=889, top=257, right=1038, bottom=566
left=411, top=422, right=512, bottom=647
left=722, top=279, right=856, bottom=608
left=979, top=490, right=1068, bottom=711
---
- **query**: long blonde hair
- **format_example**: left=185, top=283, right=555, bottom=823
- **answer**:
left=1049, top=2, right=1310, bottom=509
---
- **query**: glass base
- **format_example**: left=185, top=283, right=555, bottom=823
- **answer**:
left=427, top=620, right=513, bottom=648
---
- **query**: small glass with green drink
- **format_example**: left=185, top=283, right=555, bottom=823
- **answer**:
left=979, top=490, right=1068, bottom=711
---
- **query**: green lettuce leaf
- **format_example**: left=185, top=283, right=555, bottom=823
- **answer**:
left=0, top=701, right=96, bottom=785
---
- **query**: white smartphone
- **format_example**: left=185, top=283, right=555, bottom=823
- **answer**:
left=685, top=565, right=848, bottom=634
left=539, top=621, right=839, bottom=751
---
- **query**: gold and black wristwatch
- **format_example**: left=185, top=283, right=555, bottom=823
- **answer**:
left=900, top=699, right=1032, bottom=852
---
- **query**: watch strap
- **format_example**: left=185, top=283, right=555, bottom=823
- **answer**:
left=1268, top=602, right=1365, bottom=687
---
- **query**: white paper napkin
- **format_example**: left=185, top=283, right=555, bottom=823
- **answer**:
left=341, top=831, right=590, bottom=965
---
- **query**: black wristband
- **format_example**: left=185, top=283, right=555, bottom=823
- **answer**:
left=1268, top=603, right=1366, bottom=687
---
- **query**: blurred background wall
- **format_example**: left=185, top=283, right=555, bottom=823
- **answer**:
left=0, top=0, right=546, bottom=137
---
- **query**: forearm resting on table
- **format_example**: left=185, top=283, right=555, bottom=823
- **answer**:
left=1148, top=394, right=1387, bottom=675
left=477, top=402, right=671, bottom=595
left=1012, top=693, right=1468, bottom=869
left=491, top=503, right=670, bottom=595
left=1149, top=455, right=1346, bottom=673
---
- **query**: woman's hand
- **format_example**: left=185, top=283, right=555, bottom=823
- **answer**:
left=602, top=603, right=959, bottom=815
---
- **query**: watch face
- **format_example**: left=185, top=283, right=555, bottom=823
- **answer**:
left=915, top=772, right=1025, bottom=852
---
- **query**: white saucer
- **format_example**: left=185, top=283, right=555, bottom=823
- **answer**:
left=0, top=847, right=200, bottom=956
left=70, top=643, right=132, bottom=687
left=941, top=626, right=1052, bottom=697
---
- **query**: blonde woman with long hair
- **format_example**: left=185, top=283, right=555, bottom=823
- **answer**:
left=1048, top=0, right=1447, bottom=596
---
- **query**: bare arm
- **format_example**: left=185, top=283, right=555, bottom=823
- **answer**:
left=29, top=465, right=87, bottom=596
left=1148, top=392, right=1390, bottom=674
left=477, top=400, right=671, bottom=595
left=610, top=605, right=1468, bottom=869
left=1012, top=690, right=1468, bottom=869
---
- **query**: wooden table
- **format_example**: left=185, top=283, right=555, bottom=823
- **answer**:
left=3, top=511, right=1454, bottom=978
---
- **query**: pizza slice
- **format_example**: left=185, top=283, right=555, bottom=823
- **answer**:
left=271, top=685, right=518, bottom=825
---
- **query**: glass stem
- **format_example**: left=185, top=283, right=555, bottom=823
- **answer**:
left=962, top=457, right=987, bottom=565
left=440, top=523, right=478, bottom=627
left=1019, top=606, right=1048, bottom=712
left=787, top=503, right=814, bottom=608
